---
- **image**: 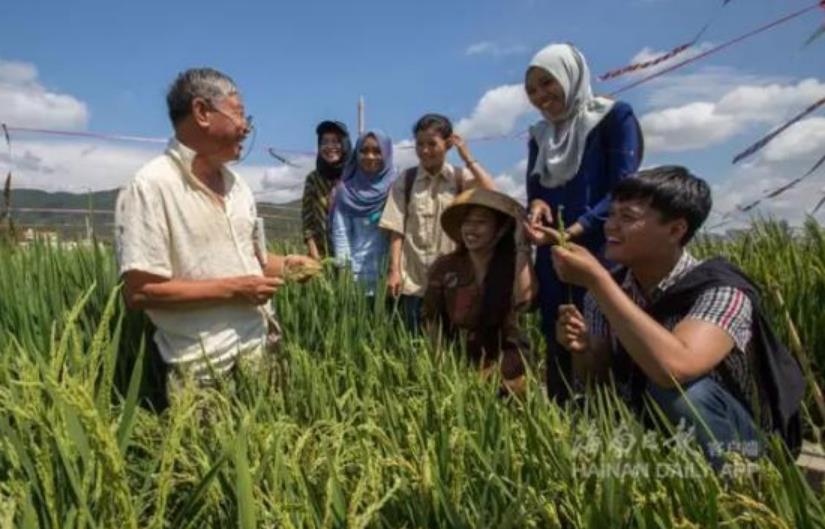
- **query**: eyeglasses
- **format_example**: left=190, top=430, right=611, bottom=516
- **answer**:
left=205, top=100, right=254, bottom=131
left=201, top=98, right=257, bottom=164
left=319, top=138, right=342, bottom=148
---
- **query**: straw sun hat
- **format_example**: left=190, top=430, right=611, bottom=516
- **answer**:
left=440, top=188, right=526, bottom=244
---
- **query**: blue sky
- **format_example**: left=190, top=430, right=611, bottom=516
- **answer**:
left=1, top=0, right=824, bottom=227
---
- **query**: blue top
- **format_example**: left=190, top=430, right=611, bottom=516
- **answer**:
left=526, top=100, right=642, bottom=251
left=526, top=101, right=642, bottom=337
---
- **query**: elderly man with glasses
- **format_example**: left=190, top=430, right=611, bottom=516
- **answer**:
left=115, top=67, right=316, bottom=399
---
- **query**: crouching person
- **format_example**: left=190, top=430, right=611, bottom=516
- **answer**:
left=422, top=189, right=537, bottom=396
left=115, top=68, right=317, bottom=401
left=551, top=166, right=804, bottom=463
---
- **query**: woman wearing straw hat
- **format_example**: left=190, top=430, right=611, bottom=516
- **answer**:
left=521, top=43, right=643, bottom=402
left=422, top=188, right=537, bottom=396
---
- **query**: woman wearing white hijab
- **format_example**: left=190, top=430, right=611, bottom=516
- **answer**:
left=522, top=43, right=643, bottom=402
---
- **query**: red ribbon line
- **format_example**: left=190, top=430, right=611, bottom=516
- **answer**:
left=732, top=96, right=825, bottom=164
left=609, top=1, right=825, bottom=96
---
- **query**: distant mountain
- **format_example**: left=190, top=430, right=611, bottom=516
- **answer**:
left=10, top=188, right=301, bottom=210
left=6, top=188, right=302, bottom=242
left=12, top=188, right=120, bottom=210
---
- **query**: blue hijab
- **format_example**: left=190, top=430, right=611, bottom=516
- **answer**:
left=335, top=129, right=397, bottom=219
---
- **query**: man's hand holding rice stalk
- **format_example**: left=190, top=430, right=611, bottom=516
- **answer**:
left=282, top=255, right=324, bottom=283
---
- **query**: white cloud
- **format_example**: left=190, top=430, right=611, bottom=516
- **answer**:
left=706, top=119, right=825, bottom=230
left=639, top=66, right=784, bottom=109
left=3, top=139, right=155, bottom=191
left=484, top=158, right=529, bottom=204
left=642, top=102, right=742, bottom=152
left=0, top=56, right=535, bottom=204
left=609, top=52, right=825, bottom=226
left=0, top=60, right=37, bottom=84
left=1, top=134, right=427, bottom=201
left=465, top=41, right=527, bottom=58
left=640, top=78, right=825, bottom=153
left=392, top=139, right=418, bottom=171
left=454, top=84, right=532, bottom=138
left=716, top=78, right=825, bottom=123
left=759, top=117, right=825, bottom=163
left=624, top=42, right=715, bottom=80
left=253, top=156, right=314, bottom=203
left=493, top=171, right=526, bottom=202
left=0, top=138, right=310, bottom=207
left=709, top=157, right=825, bottom=231
left=0, top=58, right=88, bottom=129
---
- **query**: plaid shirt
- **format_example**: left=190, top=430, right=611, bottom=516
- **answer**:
left=583, top=251, right=758, bottom=410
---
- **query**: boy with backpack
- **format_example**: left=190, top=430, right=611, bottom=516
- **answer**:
left=379, top=113, right=496, bottom=330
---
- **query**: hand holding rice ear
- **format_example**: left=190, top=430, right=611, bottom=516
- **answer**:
left=283, top=255, right=323, bottom=283
left=522, top=204, right=566, bottom=246
left=440, top=188, right=526, bottom=244
left=550, top=242, right=607, bottom=288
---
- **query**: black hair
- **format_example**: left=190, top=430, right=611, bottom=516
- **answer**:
left=612, top=165, right=712, bottom=245
left=315, top=120, right=352, bottom=180
left=316, top=120, right=349, bottom=138
left=480, top=212, right=516, bottom=329
left=412, top=113, right=453, bottom=139
left=458, top=208, right=517, bottom=366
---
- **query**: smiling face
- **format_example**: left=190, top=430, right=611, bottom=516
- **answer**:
left=357, top=134, right=384, bottom=175
left=415, top=127, right=449, bottom=174
left=525, top=67, right=567, bottom=123
left=319, top=132, right=343, bottom=165
left=603, top=198, right=688, bottom=267
left=461, top=206, right=504, bottom=253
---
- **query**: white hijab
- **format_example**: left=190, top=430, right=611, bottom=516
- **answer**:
left=528, top=43, right=614, bottom=189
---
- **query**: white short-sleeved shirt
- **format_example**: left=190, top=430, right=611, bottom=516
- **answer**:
left=115, top=138, right=269, bottom=377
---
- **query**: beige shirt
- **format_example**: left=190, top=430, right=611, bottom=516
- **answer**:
left=115, top=138, right=268, bottom=377
left=379, top=163, right=472, bottom=296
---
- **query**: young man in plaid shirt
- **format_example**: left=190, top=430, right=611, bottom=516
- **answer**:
left=527, top=165, right=803, bottom=462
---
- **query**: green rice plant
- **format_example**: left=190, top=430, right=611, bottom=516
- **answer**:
left=0, top=221, right=823, bottom=527
left=694, top=216, right=825, bottom=436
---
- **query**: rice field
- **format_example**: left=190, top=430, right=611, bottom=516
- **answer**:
left=0, top=219, right=823, bottom=528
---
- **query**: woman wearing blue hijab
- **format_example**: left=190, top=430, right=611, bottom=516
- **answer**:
left=331, top=129, right=397, bottom=295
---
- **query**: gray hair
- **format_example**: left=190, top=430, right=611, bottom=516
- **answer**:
left=166, top=67, right=238, bottom=125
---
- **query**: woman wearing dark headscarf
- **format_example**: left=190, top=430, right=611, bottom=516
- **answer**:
left=331, top=129, right=397, bottom=295
left=301, top=120, right=352, bottom=260
left=521, top=43, right=643, bottom=402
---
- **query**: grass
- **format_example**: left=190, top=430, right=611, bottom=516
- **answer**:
left=0, top=219, right=823, bottom=527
